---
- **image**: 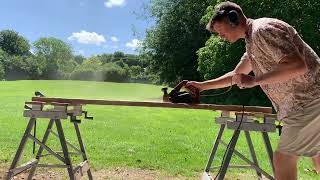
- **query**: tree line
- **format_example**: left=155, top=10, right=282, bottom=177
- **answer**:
left=0, top=29, right=155, bottom=83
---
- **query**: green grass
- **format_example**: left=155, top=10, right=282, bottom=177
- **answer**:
left=0, top=80, right=318, bottom=179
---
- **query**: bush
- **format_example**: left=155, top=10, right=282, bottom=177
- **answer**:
left=100, top=64, right=130, bottom=82
left=70, top=68, right=99, bottom=81
left=70, top=61, right=146, bottom=83
left=70, top=62, right=101, bottom=81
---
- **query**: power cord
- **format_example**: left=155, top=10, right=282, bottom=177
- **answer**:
left=195, top=77, right=246, bottom=180
left=200, top=77, right=234, bottom=98
left=191, top=77, right=246, bottom=179
left=201, top=85, right=233, bottom=97
left=213, top=104, right=245, bottom=180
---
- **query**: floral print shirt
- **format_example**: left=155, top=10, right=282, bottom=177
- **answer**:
left=243, top=18, right=320, bottom=119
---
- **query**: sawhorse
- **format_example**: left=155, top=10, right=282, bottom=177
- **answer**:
left=6, top=101, right=93, bottom=180
left=202, top=111, right=277, bottom=180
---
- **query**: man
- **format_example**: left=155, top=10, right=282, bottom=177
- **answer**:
left=186, top=1, right=320, bottom=180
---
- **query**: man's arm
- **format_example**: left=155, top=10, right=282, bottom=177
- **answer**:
left=186, top=56, right=252, bottom=91
left=236, top=53, right=307, bottom=88
left=255, top=53, right=306, bottom=85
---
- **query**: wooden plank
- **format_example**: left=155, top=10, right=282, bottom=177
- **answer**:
left=215, top=117, right=233, bottom=124
left=31, top=97, right=273, bottom=114
left=25, top=101, right=46, bottom=105
left=25, top=101, right=44, bottom=110
left=9, top=159, right=38, bottom=175
left=51, top=102, right=70, bottom=106
left=67, top=105, right=82, bottom=116
left=226, top=121, right=276, bottom=132
left=23, top=110, right=68, bottom=119
left=234, top=112, right=277, bottom=118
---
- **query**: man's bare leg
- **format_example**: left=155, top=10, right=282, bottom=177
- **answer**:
left=274, top=151, right=299, bottom=180
left=312, top=155, right=320, bottom=173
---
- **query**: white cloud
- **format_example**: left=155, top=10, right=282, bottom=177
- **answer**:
left=104, top=0, right=126, bottom=8
left=125, top=39, right=142, bottom=49
left=111, top=36, right=119, bottom=42
left=68, top=30, right=106, bottom=45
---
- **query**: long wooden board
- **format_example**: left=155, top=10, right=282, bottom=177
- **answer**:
left=32, top=97, right=273, bottom=114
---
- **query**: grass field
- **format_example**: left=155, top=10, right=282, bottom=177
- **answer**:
left=0, top=80, right=318, bottom=179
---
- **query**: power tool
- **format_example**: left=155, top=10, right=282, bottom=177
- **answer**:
left=162, top=80, right=200, bottom=104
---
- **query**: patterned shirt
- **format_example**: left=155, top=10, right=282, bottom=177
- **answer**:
left=243, top=18, right=320, bottom=120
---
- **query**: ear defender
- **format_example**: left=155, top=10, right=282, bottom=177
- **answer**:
left=227, top=10, right=240, bottom=27
left=215, top=9, right=240, bottom=27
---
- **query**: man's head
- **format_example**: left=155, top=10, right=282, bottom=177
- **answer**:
left=206, top=1, right=247, bottom=43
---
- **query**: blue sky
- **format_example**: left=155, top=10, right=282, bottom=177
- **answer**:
left=0, top=0, right=154, bottom=57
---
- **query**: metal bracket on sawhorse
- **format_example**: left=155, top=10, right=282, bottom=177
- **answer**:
left=202, top=111, right=276, bottom=180
left=6, top=101, right=93, bottom=180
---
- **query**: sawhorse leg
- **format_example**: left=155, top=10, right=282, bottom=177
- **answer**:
left=245, top=131, right=262, bottom=179
left=27, top=119, right=55, bottom=180
left=74, top=123, right=93, bottom=180
left=216, top=129, right=241, bottom=180
left=55, top=119, right=75, bottom=180
left=262, top=132, right=275, bottom=176
left=205, top=124, right=225, bottom=172
left=7, top=118, right=36, bottom=179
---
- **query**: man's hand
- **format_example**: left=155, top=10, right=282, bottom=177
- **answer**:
left=185, top=81, right=205, bottom=92
left=233, top=74, right=257, bottom=89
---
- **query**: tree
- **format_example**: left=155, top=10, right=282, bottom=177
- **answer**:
left=83, top=56, right=103, bottom=65
left=23, top=55, right=45, bottom=80
left=74, top=55, right=85, bottom=64
left=114, top=59, right=127, bottom=68
left=96, top=53, right=113, bottom=64
left=0, top=64, right=4, bottom=80
left=0, top=50, right=6, bottom=79
left=141, top=0, right=212, bottom=85
left=123, top=54, right=141, bottom=66
left=33, top=37, right=74, bottom=79
left=113, top=51, right=125, bottom=61
left=0, top=30, right=30, bottom=56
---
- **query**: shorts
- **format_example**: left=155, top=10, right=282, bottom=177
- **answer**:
left=276, top=98, right=320, bottom=157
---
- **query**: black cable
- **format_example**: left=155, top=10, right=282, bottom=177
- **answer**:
left=213, top=104, right=245, bottom=180
left=200, top=77, right=234, bottom=97
left=187, top=76, right=244, bottom=179
left=201, top=85, right=233, bottom=97
left=33, top=119, right=36, bottom=154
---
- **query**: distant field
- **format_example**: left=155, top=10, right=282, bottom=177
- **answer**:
left=0, top=80, right=317, bottom=179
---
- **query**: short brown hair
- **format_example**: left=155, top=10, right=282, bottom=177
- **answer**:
left=206, top=1, right=244, bottom=32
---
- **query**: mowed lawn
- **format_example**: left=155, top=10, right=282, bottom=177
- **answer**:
left=0, top=80, right=317, bottom=179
